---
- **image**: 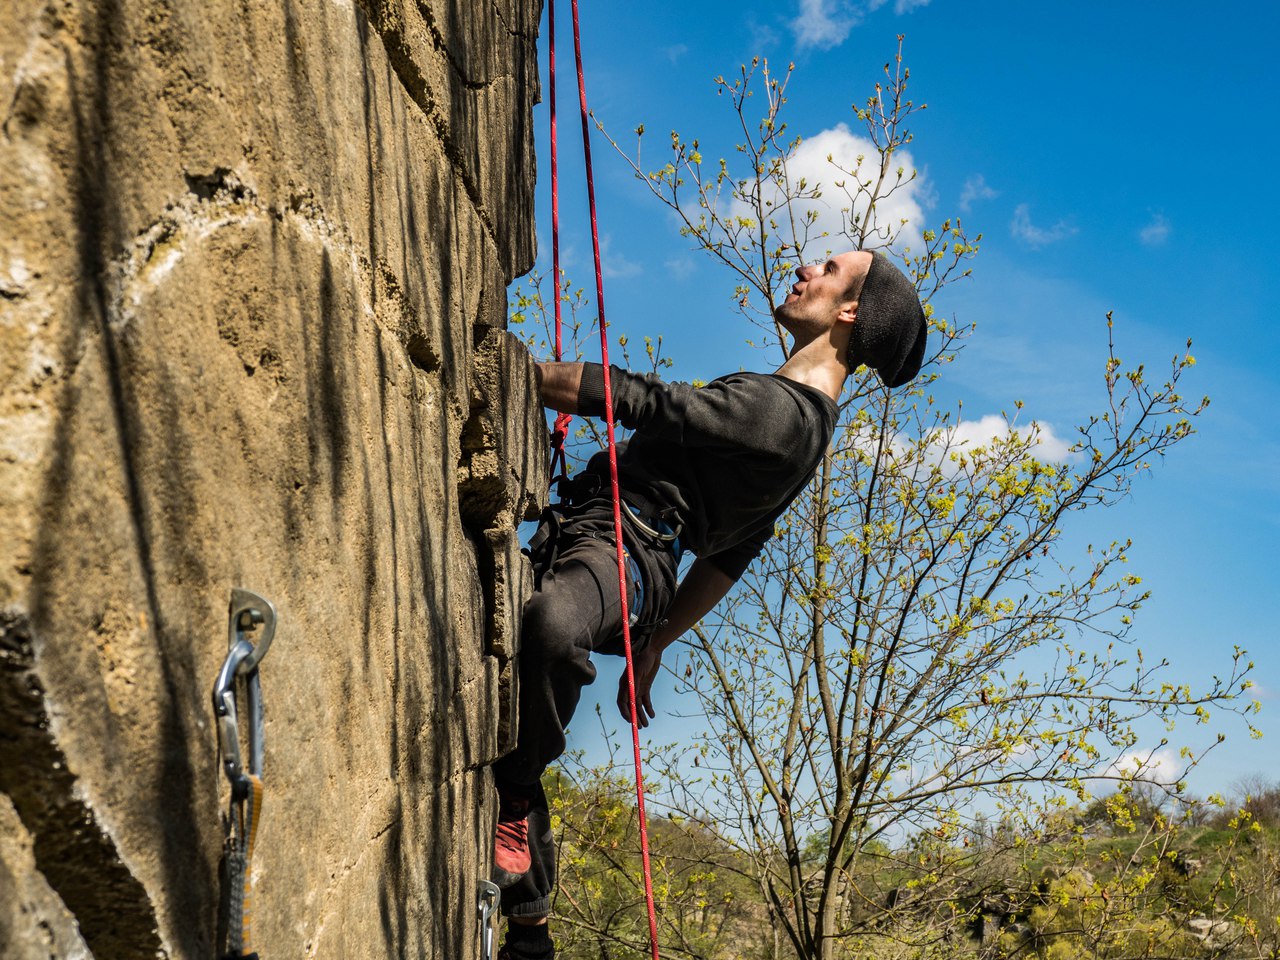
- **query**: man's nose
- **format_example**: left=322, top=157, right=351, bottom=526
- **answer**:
left=797, top=264, right=815, bottom=280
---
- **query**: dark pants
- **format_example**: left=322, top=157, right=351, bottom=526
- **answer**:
left=493, top=499, right=679, bottom=918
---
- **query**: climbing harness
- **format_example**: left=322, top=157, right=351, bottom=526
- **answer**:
left=477, top=880, right=500, bottom=960
left=535, top=471, right=682, bottom=608
left=558, top=467, right=683, bottom=560
left=212, top=588, right=277, bottom=960
left=546, top=1, right=662, bottom=956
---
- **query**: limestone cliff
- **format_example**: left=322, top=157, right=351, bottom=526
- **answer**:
left=0, top=0, right=545, bottom=956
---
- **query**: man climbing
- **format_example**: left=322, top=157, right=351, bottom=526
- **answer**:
left=491, top=249, right=927, bottom=960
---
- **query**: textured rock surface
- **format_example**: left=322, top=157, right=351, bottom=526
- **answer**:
left=0, top=0, right=545, bottom=955
left=0, top=794, right=92, bottom=959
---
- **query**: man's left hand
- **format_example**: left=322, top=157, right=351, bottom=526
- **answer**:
left=617, top=643, right=662, bottom=729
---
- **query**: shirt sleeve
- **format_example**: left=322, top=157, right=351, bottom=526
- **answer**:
left=702, top=519, right=774, bottom=582
left=577, top=363, right=789, bottom=453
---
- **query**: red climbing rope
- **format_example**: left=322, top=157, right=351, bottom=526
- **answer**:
left=547, top=3, right=662, bottom=957
left=547, top=0, right=572, bottom=476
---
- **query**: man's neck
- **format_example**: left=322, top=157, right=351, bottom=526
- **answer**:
left=772, top=334, right=848, bottom=402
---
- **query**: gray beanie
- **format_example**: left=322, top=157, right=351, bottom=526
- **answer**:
left=848, top=251, right=928, bottom=388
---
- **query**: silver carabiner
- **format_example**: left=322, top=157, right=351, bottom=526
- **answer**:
left=212, top=639, right=256, bottom=784
left=212, top=590, right=277, bottom=789
left=477, top=880, right=500, bottom=960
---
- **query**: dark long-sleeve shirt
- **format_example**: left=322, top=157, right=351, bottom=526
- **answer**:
left=577, top=363, right=838, bottom=581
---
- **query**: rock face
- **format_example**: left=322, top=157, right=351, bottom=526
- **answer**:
left=0, top=0, right=545, bottom=956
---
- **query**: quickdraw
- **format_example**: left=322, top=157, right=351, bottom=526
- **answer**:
left=212, top=588, right=277, bottom=960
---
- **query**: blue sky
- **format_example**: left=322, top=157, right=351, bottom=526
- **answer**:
left=523, top=1, right=1278, bottom=797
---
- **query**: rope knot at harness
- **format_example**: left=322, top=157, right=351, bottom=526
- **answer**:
left=551, top=411, right=574, bottom=450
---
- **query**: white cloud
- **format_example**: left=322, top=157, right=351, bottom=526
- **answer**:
left=733, top=122, right=930, bottom=258
left=1010, top=203, right=1078, bottom=248
left=959, top=174, right=998, bottom=212
left=599, top=234, right=642, bottom=279
left=1139, top=213, right=1171, bottom=246
left=929, top=414, right=1073, bottom=466
left=560, top=242, right=583, bottom=274
left=662, top=43, right=689, bottom=64
left=791, top=0, right=858, bottom=51
left=848, top=414, right=1073, bottom=474
left=748, top=19, right=781, bottom=50
left=664, top=256, right=697, bottom=281
left=792, top=0, right=933, bottom=49
left=1103, top=748, right=1182, bottom=786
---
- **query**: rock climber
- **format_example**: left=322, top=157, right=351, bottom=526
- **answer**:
left=490, top=249, right=927, bottom=960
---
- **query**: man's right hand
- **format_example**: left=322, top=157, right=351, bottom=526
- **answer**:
left=612, top=559, right=735, bottom=730
left=617, top=643, right=662, bottom=729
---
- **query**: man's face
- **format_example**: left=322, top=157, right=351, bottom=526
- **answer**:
left=774, top=250, right=872, bottom=336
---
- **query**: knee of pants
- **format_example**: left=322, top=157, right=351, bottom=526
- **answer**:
left=520, top=591, right=593, bottom=668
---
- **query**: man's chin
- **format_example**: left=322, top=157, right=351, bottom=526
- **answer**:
left=774, top=300, right=801, bottom=327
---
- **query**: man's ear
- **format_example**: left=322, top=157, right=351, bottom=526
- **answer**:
left=837, top=300, right=859, bottom=326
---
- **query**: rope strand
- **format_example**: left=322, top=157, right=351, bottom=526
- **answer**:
left=547, top=0, right=571, bottom=477
left=547, top=3, right=662, bottom=956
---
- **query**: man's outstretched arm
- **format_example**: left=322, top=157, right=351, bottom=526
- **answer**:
left=535, top=361, right=583, bottom=413
left=618, top=557, right=735, bottom=728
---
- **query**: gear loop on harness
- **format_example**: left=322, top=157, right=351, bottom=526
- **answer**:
left=213, top=588, right=277, bottom=960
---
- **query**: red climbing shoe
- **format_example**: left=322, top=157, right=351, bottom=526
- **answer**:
left=492, top=796, right=532, bottom=887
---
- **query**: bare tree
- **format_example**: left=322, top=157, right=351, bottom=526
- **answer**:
left=580, top=39, right=1261, bottom=960
left=511, top=39, right=1263, bottom=960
